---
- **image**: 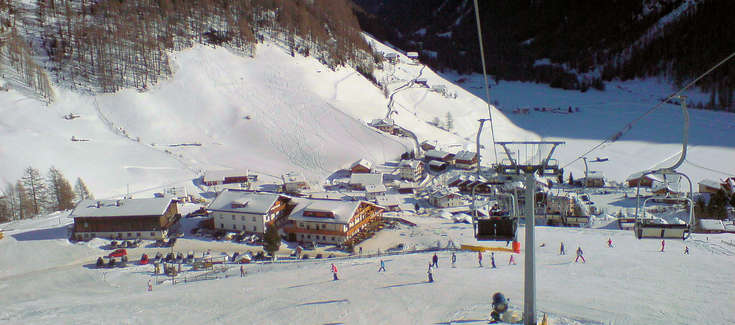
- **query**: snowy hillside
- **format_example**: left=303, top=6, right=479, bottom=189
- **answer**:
left=1, top=212, right=734, bottom=324
left=0, top=43, right=412, bottom=198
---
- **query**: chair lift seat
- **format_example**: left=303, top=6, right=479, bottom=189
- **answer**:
left=476, top=217, right=517, bottom=241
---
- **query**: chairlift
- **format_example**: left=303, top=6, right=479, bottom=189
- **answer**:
left=632, top=96, right=693, bottom=240
left=633, top=173, right=693, bottom=240
left=473, top=193, right=518, bottom=242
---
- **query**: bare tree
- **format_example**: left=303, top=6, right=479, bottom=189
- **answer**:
left=47, top=166, right=76, bottom=211
left=74, top=177, right=93, bottom=201
left=22, top=166, right=46, bottom=216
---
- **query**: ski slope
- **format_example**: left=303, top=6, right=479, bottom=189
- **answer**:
left=1, top=212, right=734, bottom=324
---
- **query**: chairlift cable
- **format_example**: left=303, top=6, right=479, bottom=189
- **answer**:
left=473, top=0, right=499, bottom=164
left=561, top=50, right=735, bottom=170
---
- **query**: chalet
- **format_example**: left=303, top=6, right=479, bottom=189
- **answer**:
left=71, top=197, right=178, bottom=241
left=453, top=150, right=478, bottom=169
left=651, top=182, right=681, bottom=197
left=208, top=190, right=292, bottom=234
left=376, top=195, right=401, bottom=211
left=350, top=159, right=373, bottom=174
left=282, top=172, right=310, bottom=194
left=365, top=184, right=387, bottom=201
left=698, top=179, right=722, bottom=194
left=428, top=187, right=463, bottom=208
left=420, top=140, right=436, bottom=151
left=368, top=118, right=397, bottom=135
left=626, top=171, right=662, bottom=188
left=349, top=173, right=383, bottom=190
left=203, top=170, right=251, bottom=186
left=398, top=182, right=417, bottom=194
left=424, top=150, right=454, bottom=163
left=722, top=177, right=735, bottom=195
left=428, top=160, right=448, bottom=172
left=384, top=52, right=399, bottom=64
left=285, top=199, right=384, bottom=245
left=399, top=159, right=424, bottom=181
left=584, top=172, right=605, bottom=188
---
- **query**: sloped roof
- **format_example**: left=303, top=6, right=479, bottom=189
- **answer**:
left=288, top=198, right=363, bottom=224
left=698, top=179, right=721, bottom=189
left=425, top=150, right=452, bottom=159
left=454, top=150, right=477, bottom=162
left=349, top=173, right=383, bottom=186
left=203, top=170, right=248, bottom=183
left=365, top=184, right=387, bottom=193
left=399, top=160, right=422, bottom=168
left=351, top=159, right=373, bottom=170
left=698, top=219, right=725, bottom=231
left=208, top=190, right=284, bottom=215
left=282, top=172, right=307, bottom=184
left=72, top=197, right=174, bottom=218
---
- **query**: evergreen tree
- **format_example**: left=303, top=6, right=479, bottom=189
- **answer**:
left=263, top=224, right=281, bottom=257
left=22, top=166, right=46, bottom=215
left=74, top=177, right=93, bottom=201
left=47, top=167, right=76, bottom=211
left=568, top=172, right=574, bottom=185
left=445, top=112, right=453, bottom=131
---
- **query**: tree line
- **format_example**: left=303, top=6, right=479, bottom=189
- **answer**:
left=0, top=166, right=93, bottom=222
left=0, top=0, right=377, bottom=95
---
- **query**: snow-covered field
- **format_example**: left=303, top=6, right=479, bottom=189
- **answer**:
left=2, top=211, right=734, bottom=324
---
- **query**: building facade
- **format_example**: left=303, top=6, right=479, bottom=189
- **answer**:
left=399, top=159, right=424, bottom=181
left=72, top=198, right=179, bottom=241
left=285, top=199, right=384, bottom=245
left=208, top=190, right=291, bottom=234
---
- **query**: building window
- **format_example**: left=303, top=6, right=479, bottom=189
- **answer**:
left=322, top=236, right=326, bottom=240
left=84, top=222, right=88, bottom=228
left=221, top=224, right=224, bottom=229
left=307, top=235, right=311, bottom=239
left=150, top=232, right=154, bottom=236
left=299, top=223, right=304, bottom=228
left=252, top=216, right=256, bottom=222
left=232, top=215, right=236, bottom=220
left=241, top=216, right=245, bottom=221
left=331, top=237, right=335, bottom=241
left=252, top=226, right=256, bottom=231
left=127, top=233, right=132, bottom=237
left=136, top=233, right=141, bottom=237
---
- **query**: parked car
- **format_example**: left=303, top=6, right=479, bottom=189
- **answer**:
left=108, top=248, right=127, bottom=258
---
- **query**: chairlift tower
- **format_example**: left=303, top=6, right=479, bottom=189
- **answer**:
left=495, top=141, right=564, bottom=325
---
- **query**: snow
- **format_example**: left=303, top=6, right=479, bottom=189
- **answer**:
left=1, top=211, right=734, bottom=324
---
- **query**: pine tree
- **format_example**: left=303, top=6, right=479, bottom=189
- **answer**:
left=74, top=177, right=93, bottom=201
left=47, top=167, right=76, bottom=211
left=568, top=172, right=574, bottom=185
left=22, top=166, right=46, bottom=216
left=445, top=112, right=453, bottom=131
left=263, top=224, right=281, bottom=257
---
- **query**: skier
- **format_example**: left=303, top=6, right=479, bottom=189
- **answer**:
left=575, top=246, right=586, bottom=263
left=660, top=239, right=665, bottom=252
left=427, top=263, right=434, bottom=283
left=359, top=247, right=363, bottom=255
left=508, top=254, right=516, bottom=265
left=607, top=237, right=613, bottom=248
left=451, top=252, right=457, bottom=268
left=478, top=251, right=483, bottom=267
left=432, top=252, right=439, bottom=268
left=331, top=263, right=339, bottom=281
left=147, top=279, right=152, bottom=292
left=378, top=259, right=386, bottom=272
left=560, top=242, right=566, bottom=255
left=684, top=246, right=689, bottom=255
left=240, top=265, right=245, bottom=277
left=490, top=252, right=496, bottom=269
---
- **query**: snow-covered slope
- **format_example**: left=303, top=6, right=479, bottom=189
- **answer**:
left=0, top=43, right=411, bottom=198
left=1, top=212, right=734, bottom=324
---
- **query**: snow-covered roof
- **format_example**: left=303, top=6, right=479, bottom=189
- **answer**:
left=586, top=171, right=605, bottom=180
left=406, top=51, right=419, bottom=58
left=399, top=160, right=422, bottom=168
left=208, top=190, right=284, bottom=215
left=698, top=219, right=725, bottom=231
left=429, top=187, right=460, bottom=199
left=454, top=150, right=477, bottom=162
left=369, top=118, right=394, bottom=127
left=365, top=184, right=387, bottom=193
left=349, top=173, right=383, bottom=186
left=626, top=171, right=664, bottom=182
left=425, top=150, right=452, bottom=159
left=203, top=170, right=248, bottom=183
left=288, top=199, right=363, bottom=224
left=384, top=52, right=398, bottom=59
left=399, top=182, right=416, bottom=189
left=698, top=179, right=721, bottom=189
left=428, top=160, right=447, bottom=167
left=72, top=197, right=174, bottom=218
left=282, top=172, right=306, bottom=184
left=351, top=159, right=373, bottom=170
left=376, top=195, right=400, bottom=207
